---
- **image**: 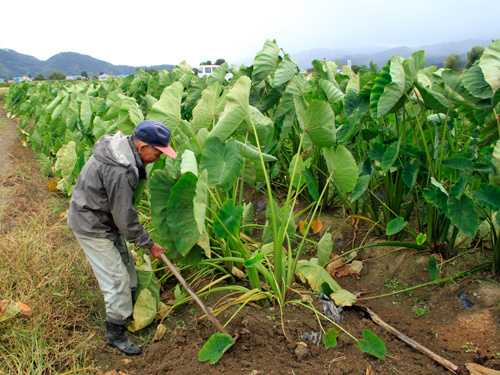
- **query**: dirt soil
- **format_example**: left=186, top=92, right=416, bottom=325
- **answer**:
left=91, top=246, right=500, bottom=375
left=0, top=95, right=17, bottom=213
left=2, top=96, right=500, bottom=375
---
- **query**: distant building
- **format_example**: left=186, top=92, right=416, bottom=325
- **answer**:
left=197, top=64, right=233, bottom=81
left=0, top=79, right=4, bottom=83
left=13, top=77, right=32, bottom=82
left=66, top=75, right=82, bottom=80
left=97, top=73, right=109, bottom=81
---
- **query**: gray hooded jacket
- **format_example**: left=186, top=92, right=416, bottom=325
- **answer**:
left=67, top=132, right=154, bottom=249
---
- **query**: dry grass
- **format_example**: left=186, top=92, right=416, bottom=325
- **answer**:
left=0, top=87, right=8, bottom=101
left=0, top=136, right=104, bottom=374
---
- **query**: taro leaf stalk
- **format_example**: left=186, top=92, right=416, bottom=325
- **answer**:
left=247, top=92, right=357, bottom=302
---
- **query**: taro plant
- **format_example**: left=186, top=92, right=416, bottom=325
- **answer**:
left=145, top=40, right=361, bottom=308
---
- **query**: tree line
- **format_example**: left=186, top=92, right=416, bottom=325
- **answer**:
left=444, top=45, right=485, bottom=72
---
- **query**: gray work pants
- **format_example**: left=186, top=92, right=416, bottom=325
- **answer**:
left=73, top=232, right=137, bottom=325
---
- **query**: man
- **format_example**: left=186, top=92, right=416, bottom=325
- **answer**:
left=67, top=120, right=177, bottom=355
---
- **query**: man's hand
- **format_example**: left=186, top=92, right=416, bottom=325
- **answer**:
left=149, top=243, right=166, bottom=260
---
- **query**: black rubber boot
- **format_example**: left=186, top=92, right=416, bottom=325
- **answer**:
left=105, top=321, right=142, bottom=355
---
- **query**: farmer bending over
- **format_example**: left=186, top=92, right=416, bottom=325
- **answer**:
left=67, top=120, right=177, bottom=355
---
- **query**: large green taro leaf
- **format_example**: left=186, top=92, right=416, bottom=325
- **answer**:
left=294, top=98, right=336, bottom=147
left=167, top=172, right=202, bottom=256
left=192, top=83, right=226, bottom=131
left=271, top=54, right=298, bottom=88
left=172, top=61, right=192, bottom=81
left=320, top=79, right=345, bottom=103
left=80, top=96, right=92, bottom=132
left=180, top=128, right=209, bottom=158
left=147, top=82, right=183, bottom=132
left=346, top=73, right=360, bottom=93
left=184, top=76, right=208, bottom=116
left=462, top=62, right=493, bottom=100
left=103, top=96, right=142, bottom=135
left=473, top=183, right=500, bottom=210
left=402, top=50, right=425, bottom=92
left=370, top=55, right=405, bottom=120
left=337, top=109, right=361, bottom=144
left=414, top=80, right=452, bottom=114
left=449, top=173, right=472, bottom=199
left=302, top=168, right=320, bottom=202
left=234, top=140, right=277, bottom=162
left=423, top=187, right=448, bottom=214
left=463, top=40, right=500, bottom=100
left=207, top=63, right=229, bottom=85
left=312, top=60, right=338, bottom=84
left=200, top=138, right=243, bottom=191
left=213, top=199, right=243, bottom=238
left=322, top=145, right=358, bottom=193
left=351, top=175, right=371, bottom=203
left=193, top=169, right=208, bottom=234
left=208, top=76, right=250, bottom=142
left=122, top=97, right=144, bottom=134
left=180, top=149, right=198, bottom=176
left=402, top=161, right=419, bottom=189
left=252, top=39, right=280, bottom=85
left=447, top=194, right=479, bottom=238
left=288, top=153, right=309, bottom=189
left=58, top=141, right=77, bottom=183
left=153, top=71, right=176, bottom=98
left=442, top=70, right=484, bottom=108
left=343, top=89, right=365, bottom=117
left=52, top=95, right=70, bottom=121
left=275, top=91, right=295, bottom=121
left=479, top=39, right=500, bottom=95
left=317, top=227, right=333, bottom=267
left=258, top=87, right=282, bottom=113
left=381, top=140, right=400, bottom=173
left=241, top=202, right=254, bottom=237
left=46, top=95, right=63, bottom=114
left=243, top=106, right=274, bottom=145
left=66, top=98, right=79, bottom=131
left=150, top=170, right=178, bottom=255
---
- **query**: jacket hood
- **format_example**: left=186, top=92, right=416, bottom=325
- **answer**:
left=93, top=132, right=139, bottom=176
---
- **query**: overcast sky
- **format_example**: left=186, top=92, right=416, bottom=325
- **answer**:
left=1, top=0, right=498, bottom=68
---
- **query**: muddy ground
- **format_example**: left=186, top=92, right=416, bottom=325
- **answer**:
left=91, top=238, right=500, bottom=375
left=90, top=188, right=500, bottom=374
left=1, top=95, right=500, bottom=375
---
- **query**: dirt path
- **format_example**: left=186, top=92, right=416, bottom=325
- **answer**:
left=0, top=97, right=20, bottom=216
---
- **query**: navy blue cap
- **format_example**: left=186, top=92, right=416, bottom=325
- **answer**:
left=134, top=120, right=177, bottom=158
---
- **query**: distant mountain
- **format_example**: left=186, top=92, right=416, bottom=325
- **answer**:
left=0, top=48, right=42, bottom=79
left=289, top=46, right=388, bottom=69
left=0, top=49, right=174, bottom=79
left=291, top=39, right=493, bottom=70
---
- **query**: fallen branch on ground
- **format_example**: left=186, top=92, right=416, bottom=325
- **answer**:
left=355, top=306, right=460, bottom=374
